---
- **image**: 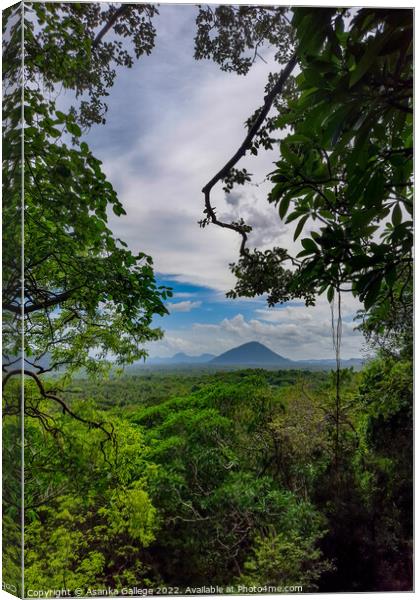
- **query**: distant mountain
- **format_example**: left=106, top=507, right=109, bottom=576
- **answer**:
left=211, top=341, right=292, bottom=365
left=171, top=352, right=215, bottom=364
left=141, top=343, right=365, bottom=371
left=147, top=352, right=215, bottom=365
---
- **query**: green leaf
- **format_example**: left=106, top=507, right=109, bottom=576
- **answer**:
left=351, top=207, right=378, bottom=230
left=293, top=215, right=309, bottom=241
left=392, top=203, right=402, bottom=226
left=349, top=29, right=394, bottom=88
left=55, top=110, right=67, bottom=122
left=327, top=286, right=335, bottom=303
left=280, top=140, right=301, bottom=167
left=113, top=204, right=127, bottom=216
left=67, top=121, right=82, bottom=137
left=285, top=133, right=311, bottom=144
left=49, top=128, right=61, bottom=138
left=363, top=274, right=383, bottom=310
left=286, top=210, right=304, bottom=224
left=279, top=196, right=290, bottom=220
left=384, top=266, right=397, bottom=288
left=301, top=237, right=319, bottom=253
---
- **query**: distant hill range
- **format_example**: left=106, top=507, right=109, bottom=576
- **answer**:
left=145, top=341, right=365, bottom=370
left=147, top=352, right=215, bottom=365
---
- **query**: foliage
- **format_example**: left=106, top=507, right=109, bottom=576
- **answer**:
left=195, top=10, right=413, bottom=589
left=268, top=380, right=332, bottom=494
left=3, top=4, right=171, bottom=379
left=131, top=374, right=331, bottom=587
left=229, top=8, right=413, bottom=319
left=240, top=530, right=332, bottom=590
left=195, top=3, right=297, bottom=181
left=24, top=2, right=159, bottom=127
left=1, top=4, right=413, bottom=595
left=23, top=397, right=159, bottom=592
left=3, top=90, right=168, bottom=378
left=356, top=277, right=412, bottom=359
left=0, top=364, right=410, bottom=592
left=195, top=5, right=293, bottom=75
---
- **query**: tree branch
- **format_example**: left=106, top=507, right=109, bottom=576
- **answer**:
left=201, top=54, right=297, bottom=255
left=4, top=288, right=79, bottom=315
left=2, top=369, right=114, bottom=443
left=92, top=4, right=131, bottom=48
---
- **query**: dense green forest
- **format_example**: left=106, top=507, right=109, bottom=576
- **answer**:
left=2, top=3, right=412, bottom=596
left=4, top=363, right=413, bottom=592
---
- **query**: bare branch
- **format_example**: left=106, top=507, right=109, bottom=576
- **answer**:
left=201, top=53, right=297, bottom=255
left=2, top=369, right=114, bottom=445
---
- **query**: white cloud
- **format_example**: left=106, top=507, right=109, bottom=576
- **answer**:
left=172, top=292, right=197, bottom=299
left=80, top=6, right=366, bottom=362
left=154, top=335, right=197, bottom=355
left=256, top=293, right=362, bottom=328
left=148, top=292, right=365, bottom=360
left=87, top=5, right=296, bottom=292
left=220, top=190, right=289, bottom=248
left=167, top=300, right=202, bottom=313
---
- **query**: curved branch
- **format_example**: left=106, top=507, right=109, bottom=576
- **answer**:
left=4, top=288, right=77, bottom=315
left=2, top=369, right=114, bottom=442
left=201, top=54, right=297, bottom=255
left=92, top=4, right=131, bottom=48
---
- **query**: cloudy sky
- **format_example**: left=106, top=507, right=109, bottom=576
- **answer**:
left=86, top=4, right=365, bottom=360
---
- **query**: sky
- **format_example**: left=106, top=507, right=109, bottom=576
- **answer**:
left=85, top=4, right=365, bottom=361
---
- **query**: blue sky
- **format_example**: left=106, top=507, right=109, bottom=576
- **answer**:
left=155, top=276, right=268, bottom=326
left=84, top=3, right=365, bottom=360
